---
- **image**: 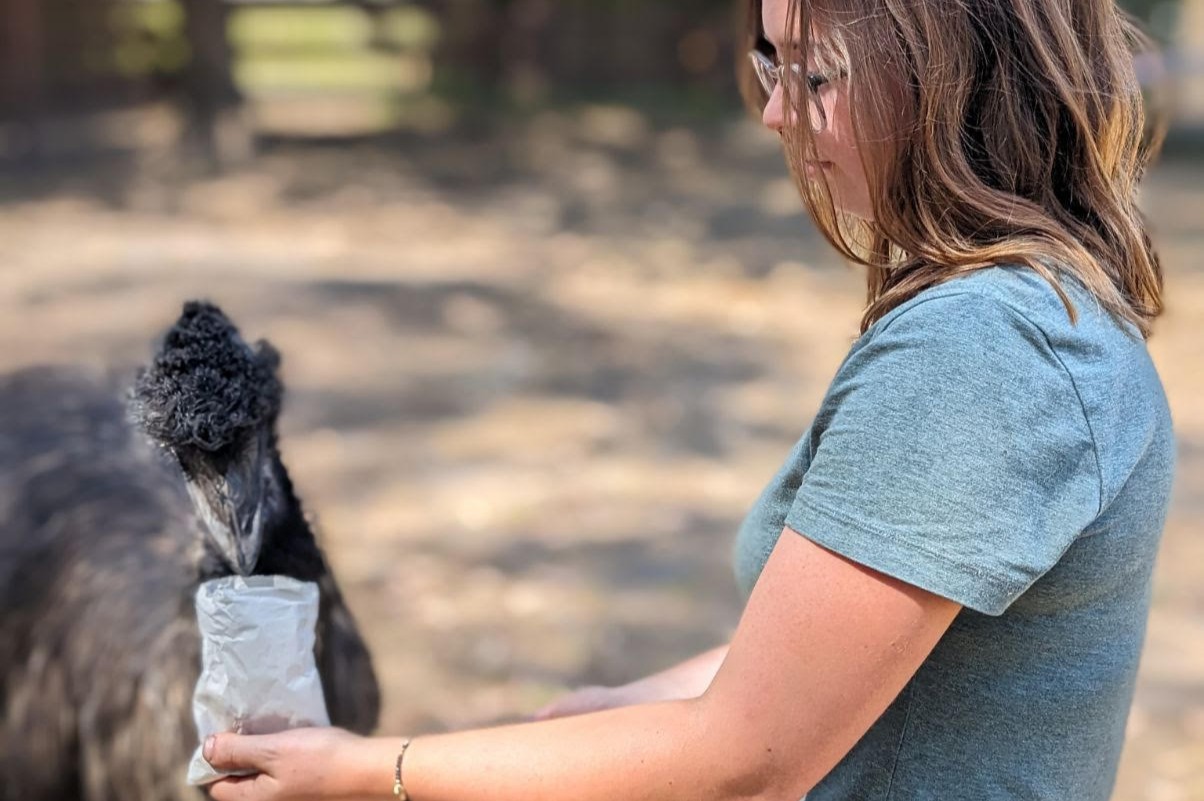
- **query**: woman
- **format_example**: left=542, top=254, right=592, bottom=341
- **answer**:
left=204, top=0, right=1175, bottom=798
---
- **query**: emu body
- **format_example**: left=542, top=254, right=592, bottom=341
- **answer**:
left=0, top=304, right=380, bottom=801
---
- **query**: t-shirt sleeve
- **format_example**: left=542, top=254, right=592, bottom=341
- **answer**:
left=784, top=292, right=1102, bottom=616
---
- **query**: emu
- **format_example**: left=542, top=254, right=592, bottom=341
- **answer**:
left=0, top=301, right=380, bottom=801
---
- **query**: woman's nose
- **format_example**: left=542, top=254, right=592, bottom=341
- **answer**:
left=762, top=84, right=785, bottom=133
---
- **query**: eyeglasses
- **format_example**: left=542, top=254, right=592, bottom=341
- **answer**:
left=748, top=49, right=840, bottom=133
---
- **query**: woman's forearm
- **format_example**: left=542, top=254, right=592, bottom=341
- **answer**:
left=622, top=644, right=729, bottom=702
left=530, top=643, right=731, bottom=721
left=351, top=695, right=773, bottom=801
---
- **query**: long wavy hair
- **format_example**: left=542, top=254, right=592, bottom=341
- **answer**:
left=739, top=0, right=1167, bottom=338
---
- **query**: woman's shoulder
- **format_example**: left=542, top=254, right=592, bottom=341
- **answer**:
left=853, top=264, right=1167, bottom=421
left=866, top=263, right=1145, bottom=357
left=848, top=263, right=1172, bottom=513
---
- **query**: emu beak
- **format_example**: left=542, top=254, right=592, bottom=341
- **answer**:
left=181, top=438, right=271, bottom=576
left=222, top=457, right=266, bottom=575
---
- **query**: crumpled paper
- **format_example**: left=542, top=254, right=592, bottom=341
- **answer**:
left=187, top=575, right=331, bottom=786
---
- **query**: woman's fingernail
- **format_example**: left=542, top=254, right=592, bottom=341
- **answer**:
left=204, top=735, right=216, bottom=761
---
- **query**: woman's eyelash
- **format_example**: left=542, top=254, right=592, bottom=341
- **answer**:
left=777, top=61, right=830, bottom=89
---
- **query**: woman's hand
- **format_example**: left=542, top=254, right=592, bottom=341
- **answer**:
left=203, top=727, right=397, bottom=801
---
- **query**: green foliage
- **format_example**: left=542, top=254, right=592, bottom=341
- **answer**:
left=380, top=6, right=442, bottom=50
left=229, top=7, right=377, bottom=50
left=109, top=0, right=190, bottom=77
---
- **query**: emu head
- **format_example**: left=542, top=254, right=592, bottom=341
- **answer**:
left=131, top=301, right=285, bottom=576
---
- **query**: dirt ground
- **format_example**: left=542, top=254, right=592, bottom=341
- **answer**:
left=1, top=106, right=1200, bottom=800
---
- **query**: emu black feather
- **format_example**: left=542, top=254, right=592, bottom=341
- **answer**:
left=130, top=301, right=282, bottom=454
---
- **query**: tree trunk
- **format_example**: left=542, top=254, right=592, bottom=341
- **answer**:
left=0, top=0, right=46, bottom=158
left=181, top=0, right=249, bottom=169
left=1176, top=0, right=1204, bottom=127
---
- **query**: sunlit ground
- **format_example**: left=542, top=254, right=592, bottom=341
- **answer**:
left=0, top=107, right=1200, bottom=800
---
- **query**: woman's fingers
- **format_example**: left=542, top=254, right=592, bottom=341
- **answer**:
left=200, top=728, right=361, bottom=801
left=208, top=774, right=272, bottom=801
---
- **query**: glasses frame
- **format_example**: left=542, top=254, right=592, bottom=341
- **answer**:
left=748, top=49, right=836, bottom=133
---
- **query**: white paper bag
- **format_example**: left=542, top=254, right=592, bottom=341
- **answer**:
left=186, top=575, right=331, bottom=786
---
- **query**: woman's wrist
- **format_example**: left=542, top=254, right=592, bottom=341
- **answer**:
left=345, top=735, right=414, bottom=799
left=618, top=676, right=673, bottom=704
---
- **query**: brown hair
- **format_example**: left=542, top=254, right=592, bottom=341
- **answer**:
left=739, top=0, right=1167, bottom=337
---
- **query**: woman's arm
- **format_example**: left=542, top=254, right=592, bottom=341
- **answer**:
left=206, top=528, right=961, bottom=801
left=531, top=644, right=729, bottom=719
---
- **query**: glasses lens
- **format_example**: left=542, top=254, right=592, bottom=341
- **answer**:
left=749, top=51, right=776, bottom=96
left=749, top=50, right=829, bottom=132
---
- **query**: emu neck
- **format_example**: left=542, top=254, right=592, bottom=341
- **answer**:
left=195, top=464, right=325, bottom=583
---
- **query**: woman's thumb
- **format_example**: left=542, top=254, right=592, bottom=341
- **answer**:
left=204, top=732, right=265, bottom=771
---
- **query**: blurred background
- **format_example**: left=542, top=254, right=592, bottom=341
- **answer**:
left=0, top=1, right=1200, bottom=799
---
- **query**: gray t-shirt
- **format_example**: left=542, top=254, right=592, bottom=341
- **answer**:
left=733, top=265, right=1175, bottom=801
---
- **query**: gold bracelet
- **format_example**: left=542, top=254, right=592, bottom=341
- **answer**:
left=393, top=738, right=412, bottom=800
